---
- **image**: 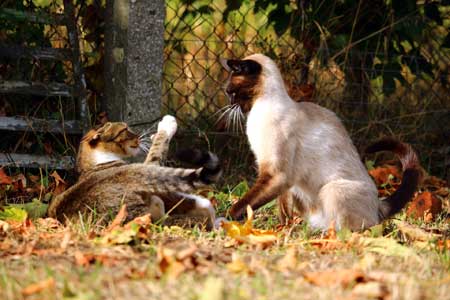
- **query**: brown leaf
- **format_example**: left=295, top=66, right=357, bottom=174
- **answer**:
left=226, top=253, right=253, bottom=275
left=306, top=239, right=348, bottom=252
left=437, top=239, right=450, bottom=252
left=0, top=168, right=12, bottom=185
left=406, top=191, right=442, bottom=221
left=21, top=277, right=55, bottom=296
left=11, top=173, right=27, bottom=191
left=43, top=141, right=53, bottom=155
left=106, top=204, right=128, bottom=232
left=124, top=214, right=151, bottom=229
left=74, top=251, right=92, bottom=267
left=304, top=269, right=367, bottom=288
left=395, top=220, right=442, bottom=242
left=157, top=246, right=188, bottom=278
left=323, top=220, right=337, bottom=240
left=277, top=247, right=298, bottom=272
left=369, top=165, right=401, bottom=186
left=74, top=251, right=121, bottom=267
left=176, top=244, right=198, bottom=261
left=36, top=218, right=61, bottom=230
left=50, top=171, right=67, bottom=196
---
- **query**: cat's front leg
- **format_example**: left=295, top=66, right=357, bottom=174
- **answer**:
left=144, top=115, right=177, bottom=165
left=229, top=166, right=289, bottom=219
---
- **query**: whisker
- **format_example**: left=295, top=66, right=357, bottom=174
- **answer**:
left=225, top=104, right=236, bottom=131
left=139, top=145, right=149, bottom=153
left=211, top=105, right=232, bottom=118
left=215, top=105, right=234, bottom=125
left=237, top=107, right=244, bottom=133
left=233, top=106, right=239, bottom=132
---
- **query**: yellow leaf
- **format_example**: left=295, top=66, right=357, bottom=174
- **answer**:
left=221, top=205, right=278, bottom=247
left=226, top=254, right=250, bottom=274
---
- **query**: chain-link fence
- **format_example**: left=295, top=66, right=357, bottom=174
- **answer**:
left=163, top=0, right=450, bottom=180
left=1, top=0, right=449, bottom=180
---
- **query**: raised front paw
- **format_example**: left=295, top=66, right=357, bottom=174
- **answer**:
left=157, top=115, right=177, bottom=139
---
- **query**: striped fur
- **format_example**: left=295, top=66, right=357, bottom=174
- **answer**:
left=48, top=116, right=221, bottom=229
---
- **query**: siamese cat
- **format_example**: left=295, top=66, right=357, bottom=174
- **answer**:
left=220, top=54, right=421, bottom=230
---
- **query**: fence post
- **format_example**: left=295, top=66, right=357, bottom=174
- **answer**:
left=104, top=0, right=165, bottom=127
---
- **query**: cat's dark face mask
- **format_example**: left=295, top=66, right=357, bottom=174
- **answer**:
left=220, top=58, right=262, bottom=113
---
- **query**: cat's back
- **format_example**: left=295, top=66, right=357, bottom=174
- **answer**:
left=296, top=101, right=345, bottom=129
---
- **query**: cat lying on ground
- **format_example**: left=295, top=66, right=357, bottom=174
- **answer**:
left=48, top=116, right=223, bottom=229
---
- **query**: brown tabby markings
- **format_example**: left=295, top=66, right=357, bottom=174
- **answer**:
left=48, top=119, right=219, bottom=228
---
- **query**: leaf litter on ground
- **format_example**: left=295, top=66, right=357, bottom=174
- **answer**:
left=221, top=205, right=278, bottom=248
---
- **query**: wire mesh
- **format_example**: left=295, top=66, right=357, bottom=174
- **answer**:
left=0, top=0, right=448, bottom=179
left=163, top=0, right=450, bottom=180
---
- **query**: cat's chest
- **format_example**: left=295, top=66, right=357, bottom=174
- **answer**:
left=246, top=102, right=282, bottom=161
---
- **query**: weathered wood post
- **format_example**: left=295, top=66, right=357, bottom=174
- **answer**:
left=104, top=0, right=165, bottom=127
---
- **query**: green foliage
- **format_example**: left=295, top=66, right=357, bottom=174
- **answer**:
left=196, top=0, right=450, bottom=96
left=7, top=199, right=48, bottom=219
left=0, top=206, right=28, bottom=222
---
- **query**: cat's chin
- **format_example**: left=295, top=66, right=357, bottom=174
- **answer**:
left=127, top=146, right=143, bottom=157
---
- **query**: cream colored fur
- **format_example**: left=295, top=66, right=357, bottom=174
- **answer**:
left=244, top=54, right=380, bottom=230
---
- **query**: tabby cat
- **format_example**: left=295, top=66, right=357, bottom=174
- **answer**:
left=220, top=54, right=421, bottom=230
left=48, top=116, right=222, bottom=229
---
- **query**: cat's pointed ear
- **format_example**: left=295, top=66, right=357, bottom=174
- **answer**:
left=219, top=58, right=231, bottom=72
left=220, top=58, right=242, bottom=73
left=89, top=133, right=101, bottom=145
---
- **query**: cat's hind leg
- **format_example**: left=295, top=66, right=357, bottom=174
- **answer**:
left=277, top=187, right=310, bottom=225
left=315, top=179, right=380, bottom=231
left=168, top=192, right=218, bottom=230
left=277, top=191, right=295, bottom=225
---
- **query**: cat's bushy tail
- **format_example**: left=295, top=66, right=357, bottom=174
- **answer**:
left=365, top=138, right=421, bottom=219
left=176, top=148, right=222, bottom=184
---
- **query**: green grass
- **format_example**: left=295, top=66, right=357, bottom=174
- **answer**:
left=0, top=182, right=449, bottom=300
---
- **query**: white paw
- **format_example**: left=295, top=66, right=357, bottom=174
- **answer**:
left=157, top=115, right=177, bottom=139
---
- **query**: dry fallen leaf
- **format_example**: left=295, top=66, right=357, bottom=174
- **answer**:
left=277, top=246, right=298, bottom=272
left=323, top=220, right=337, bottom=240
left=406, top=191, right=442, bottom=221
left=394, top=220, right=442, bottom=242
left=304, top=269, right=366, bottom=288
left=74, top=251, right=121, bottom=267
left=157, top=244, right=199, bottom=278
left=106, top=204, right=128, bottom=232
left=36, top=217, right=61, bottom=230
left=369, top=165, right=401, bottom=186
left=221, top=206, right=278, bottom=248
left=21, top=277, right=55, bottom=296
left=50, top=170, right=67, bottom=196
left=437, top=239, right=450, bottom=252
left=226, top=253, right=252, bottom=275
left=97, top=214, right=152, bottom=245
left=0, top=168, right=12, bottom=185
